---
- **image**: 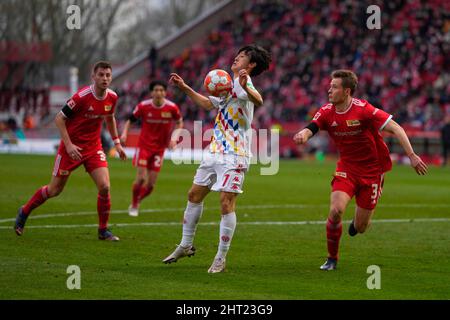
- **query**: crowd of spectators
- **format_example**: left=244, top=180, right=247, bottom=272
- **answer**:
left=115, top=0, right=449, bottom=132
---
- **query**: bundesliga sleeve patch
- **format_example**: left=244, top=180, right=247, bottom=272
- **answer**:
left=67, top=99, right=76, bottom=109
left=313, top=112, right=321, bottom=121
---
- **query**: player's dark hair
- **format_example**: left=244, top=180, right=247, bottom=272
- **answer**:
left=331, top=70, right=358, bottom=95
left=93, top=61, right=112, bottom=73
left=238, top=44, right=271, bottom=76
left=149, top=80, right=167, bottom=91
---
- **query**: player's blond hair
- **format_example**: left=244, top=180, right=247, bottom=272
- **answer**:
left=331, top=70, right=358, bottom=95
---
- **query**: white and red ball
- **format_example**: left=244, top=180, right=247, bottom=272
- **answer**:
left=203, top=69, right=233, bottom=97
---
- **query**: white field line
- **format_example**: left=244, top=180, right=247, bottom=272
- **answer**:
left=0, top=203, right=449, bottom=224
left=1, top=218, right=450, bottom=230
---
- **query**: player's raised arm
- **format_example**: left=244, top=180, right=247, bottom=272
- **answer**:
left=169, top=73, right=214, bottom=110
left=105, top=114, right=127, bottom=160
left=293, top=123, right=319, bottom=145
left=382, top=120, right=428, bottom=175
left=239, top=69, right=263, bottom=107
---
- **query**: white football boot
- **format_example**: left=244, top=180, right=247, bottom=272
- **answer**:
left=162, top=245, right=196, bottom=264
left=128, top=205, right=139, bottom=217
left=208, top=257, right=226, bottom=273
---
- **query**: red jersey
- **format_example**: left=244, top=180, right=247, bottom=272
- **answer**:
left=312, top=98, right=393, bottom=176
left=132, top=99, right=182, bottom=151
left=62, top=85, right=118, bottom=151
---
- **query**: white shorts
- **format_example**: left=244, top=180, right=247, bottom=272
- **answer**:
left=193, top=153, right=249, bottom=194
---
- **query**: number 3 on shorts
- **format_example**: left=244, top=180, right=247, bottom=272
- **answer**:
left=371, top=183, right=378, bottom=204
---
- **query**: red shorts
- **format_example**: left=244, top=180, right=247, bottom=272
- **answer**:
left=52, top=144, right=108, bottom=177
left=331, top=170, right=385, bottom=210
left=132, top=148, right=165, bottom=172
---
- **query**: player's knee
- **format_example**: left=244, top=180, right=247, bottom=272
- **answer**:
left=98, top=183, right=110, bottom=195
left=329, top=205, right=345, bottom=221
left=47, top=185, right=63, bottom=198
left=188, top=189, right=201, bottom=203
left=355, top=221, right=369, bottom=233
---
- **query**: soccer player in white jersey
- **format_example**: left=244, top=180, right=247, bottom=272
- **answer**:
left=163, top=44, right=271, bottom=273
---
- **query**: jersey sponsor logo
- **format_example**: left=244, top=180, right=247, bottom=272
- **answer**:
left=59, top=169, right=70, bottom=176
left=331, top=121, right=338, bottom=127
left=84, top=113, right=101, bottom=119
left=346, top=119, right=361, bottom=127
left=161, top=112, right=172, bottom=118
left=334, top=171, right=347, bottom=178
left=333, top=129, right=362, bottom=136
left=104, top=104, right=112, bottom=112
left=67, top=99, right=76, bottom=109
left=313, top=112, right=321, bottom=121
left=88, top=106, right=94, bottom=111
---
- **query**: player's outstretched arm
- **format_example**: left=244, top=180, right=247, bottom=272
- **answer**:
left=293, top=128, right=314, bottom=145
left=169, top=73, right=214, bottom=110
left=239, top=69, right=263, bottom=107
left=55, top=112, right=83, bottom=160
left=105, top=115, right=127, bottom=160
left=383, top=120, right=428, bottom=175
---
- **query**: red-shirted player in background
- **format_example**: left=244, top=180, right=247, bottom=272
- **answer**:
left=14, top=61, right=127, bottom=241
left=120, top=80, right=183, bottom=217
left=294, top=70, right=428, bottom=271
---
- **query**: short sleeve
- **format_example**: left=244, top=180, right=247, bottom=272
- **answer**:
left=364, top=103, right=392, bottom=131
left=132, top=103, right=142, bottom=118
left=172, top=105, right=182, bottom=121
left=234, top=76, right=254, bottom=101
left=311, top=108, right=328, bottom=130
left=66, top=92, right=82, bottom=113
left=208, top=96, right=221, bottom=109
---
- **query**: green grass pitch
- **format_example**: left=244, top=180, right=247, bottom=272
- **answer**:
left=1, top=154, right=449, bottom=299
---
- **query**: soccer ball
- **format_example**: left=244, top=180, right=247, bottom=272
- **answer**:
left=204, top=69, right=233, bottom=97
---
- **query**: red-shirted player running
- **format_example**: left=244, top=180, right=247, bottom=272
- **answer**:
left=14, top=61, right=127, bottom=241
left=120, top=80, right=183, bottom=216
left=294, top=70, right=428, bottom=271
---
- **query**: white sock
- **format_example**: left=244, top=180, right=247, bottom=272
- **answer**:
left=180, top=201, right=203, bottom=247
left=215, top=212, right=236, bottom=260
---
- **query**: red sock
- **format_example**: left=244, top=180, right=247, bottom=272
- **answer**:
left=132, top=182, right=142, bottom=208
left=22, top=186, right=49, bottom=216
left=326, top=217, right=342, bottom=260
left=97, top=193, right=110, bottom=230
left=139, top=185, right=154, bottom=202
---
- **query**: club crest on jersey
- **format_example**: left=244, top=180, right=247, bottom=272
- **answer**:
left=104, top=104, right=112, bottom=112
left=161, top=112, right=172, bottom=118
left=346, top=119, right=360, bottom=127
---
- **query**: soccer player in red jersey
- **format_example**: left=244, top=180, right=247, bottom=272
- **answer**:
left=120, top=80, right=183, bottom=216
left=14, top=61, right=127, bottom=241
left=294, top=70, right=428, bottom=270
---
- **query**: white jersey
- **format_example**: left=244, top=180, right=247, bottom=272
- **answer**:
left=208, top=76, right=256, bottom=158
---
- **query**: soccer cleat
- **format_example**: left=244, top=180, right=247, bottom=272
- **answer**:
left=208, top=257, right=226, bottom=273
left=348, top=220, right=358, bottom=237
left=14, top=207, right=28, bottom=236
left=128, top=205, right=139, bottom=217
left=320, top=258, right=337, bottom=271
left=98, top=228, right=120, bottom=241
left=162, top=245, right=196, bottom=264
